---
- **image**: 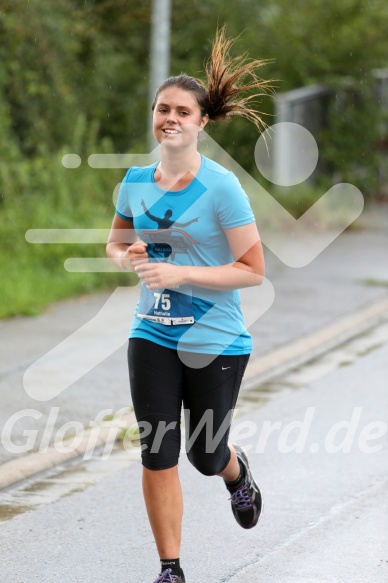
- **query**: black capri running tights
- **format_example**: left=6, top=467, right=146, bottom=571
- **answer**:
left=127, top=338, right=249, bottom=475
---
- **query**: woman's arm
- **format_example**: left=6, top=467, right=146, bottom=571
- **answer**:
left=136, top=222, right=265, bottom=291
left=189, top=222, right=264, bottom=288
left=106, top=214, right=148, bottom=271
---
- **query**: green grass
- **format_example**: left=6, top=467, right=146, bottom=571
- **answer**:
left=0, top=148, right=137, bottom=318
left=361, top=278, right=388, bottom=288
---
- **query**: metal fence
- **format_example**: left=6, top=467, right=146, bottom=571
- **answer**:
left=273, top=70, right=388, bottom=190
left=273, top=85, right=331, bottom=185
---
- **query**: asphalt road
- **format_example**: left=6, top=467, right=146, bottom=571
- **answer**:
left=0, top=335, right=387, bottom=582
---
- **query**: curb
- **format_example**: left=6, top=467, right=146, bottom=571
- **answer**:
left=0, top=410, right=136, bottom=491
left=242, top=295, right=388, bottom=390
left=1, top=295, right=387, bottom=491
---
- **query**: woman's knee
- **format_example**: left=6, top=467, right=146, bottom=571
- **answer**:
left=143, top=465, right=178, bottom=479
left=135, top=414, right=181, bottom=470
left=187, top=447, right=230, bottom=477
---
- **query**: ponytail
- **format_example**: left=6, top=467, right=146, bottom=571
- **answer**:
left=152, top=26, right=273, bottom=132
left=205, top=26, right=273, bottom=131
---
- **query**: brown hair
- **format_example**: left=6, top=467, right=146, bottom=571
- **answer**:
left=151, top=26, right=273, bottom=132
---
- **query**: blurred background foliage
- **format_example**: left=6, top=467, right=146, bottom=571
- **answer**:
left=0, top=0, right=387, bottom=317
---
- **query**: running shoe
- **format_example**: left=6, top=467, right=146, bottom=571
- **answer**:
left=152, top=568, right=184, bottom=583
left=230, top=444, right=263, bottom=529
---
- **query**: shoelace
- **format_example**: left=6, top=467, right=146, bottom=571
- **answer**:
left=230, top=483, right=252, bottom=509
left=153, top=568, right=181, bottom=583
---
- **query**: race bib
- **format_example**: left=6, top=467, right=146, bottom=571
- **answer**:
left=137, top=284, right=194, bottom=325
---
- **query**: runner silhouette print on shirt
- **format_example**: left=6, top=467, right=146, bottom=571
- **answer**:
left=141, top=199, right=199, bottom=261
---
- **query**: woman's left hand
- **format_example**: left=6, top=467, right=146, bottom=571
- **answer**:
left=135, top=261, right=189, bottom=289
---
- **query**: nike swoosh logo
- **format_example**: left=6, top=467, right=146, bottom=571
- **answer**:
left=222, top=366, right=231, bottom=370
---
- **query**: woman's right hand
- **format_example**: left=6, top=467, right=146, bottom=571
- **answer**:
left=106, top=214, right=148, bottom=272
left=121, top=240, right=148, bottom=271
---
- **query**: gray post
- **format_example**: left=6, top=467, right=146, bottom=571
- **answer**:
left=148, top=0, right=171, bottom=148
left=273, top=96, right=293, bottom=186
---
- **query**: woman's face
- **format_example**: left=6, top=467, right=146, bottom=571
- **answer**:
left=153, top=86, right=208, bottom=148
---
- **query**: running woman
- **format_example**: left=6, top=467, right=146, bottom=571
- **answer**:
left=107, top=26, right=271, bottom=583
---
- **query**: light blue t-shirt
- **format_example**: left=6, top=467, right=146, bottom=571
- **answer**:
left=115, top=154, right=255, bottom=355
